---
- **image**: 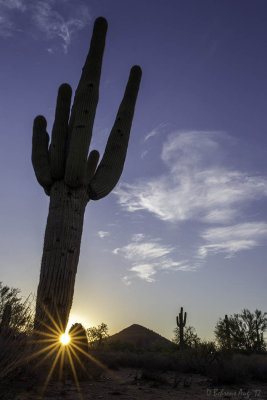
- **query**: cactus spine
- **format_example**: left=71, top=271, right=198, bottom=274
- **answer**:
left=32, top=17, right=142, bottom=335
left=176, top=307, right=187, bottom=347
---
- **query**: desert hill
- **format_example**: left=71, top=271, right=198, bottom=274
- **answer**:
left=107, top=324, right=173, bottom=349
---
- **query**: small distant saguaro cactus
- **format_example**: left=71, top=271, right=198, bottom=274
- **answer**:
left=0, top=303, right=12, bottom=333
left=32, top=17, right=142, bottom=335
left=176, top=307, right=187, bottom=347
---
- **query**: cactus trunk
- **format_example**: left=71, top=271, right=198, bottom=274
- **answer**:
left=34, top=181, right=88, bottom=333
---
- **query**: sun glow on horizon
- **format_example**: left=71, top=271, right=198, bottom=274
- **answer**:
left=60, top=332, right=71, bottom=345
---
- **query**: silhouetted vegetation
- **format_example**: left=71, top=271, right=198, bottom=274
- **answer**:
left=87, top=322, right=109, bottom=348
left=0, top=283, right=34, bottom=382
left=173, top=325, right=201, bottom=348
left=215, top=309, right=267, bottom=352
left=175, top=306, right=187, bottom=347
left=0, top=281, right=33, bottom=333
left=0, top=283, right=266, bottom=389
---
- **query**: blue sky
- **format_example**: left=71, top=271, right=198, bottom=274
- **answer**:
left=0, top=0, right=267, bottom=340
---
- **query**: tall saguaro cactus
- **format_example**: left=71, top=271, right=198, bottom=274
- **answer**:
left=32, top=17, right=142, bottom=334
left=176, top=307, right=187, bottom=347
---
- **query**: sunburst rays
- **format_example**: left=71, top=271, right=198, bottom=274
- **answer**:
left=0, top=302, right=119, bottom=399
left=60, top=332, right=71, bottom=345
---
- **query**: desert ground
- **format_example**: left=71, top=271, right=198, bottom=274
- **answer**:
left=1, top=369, right=267, bottom=400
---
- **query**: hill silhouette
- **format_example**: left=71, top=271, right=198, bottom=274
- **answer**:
left=108, top=324, right=172, bottom=349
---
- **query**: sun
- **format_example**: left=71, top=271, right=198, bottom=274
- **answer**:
left=60, top=333, right=71, bottom=345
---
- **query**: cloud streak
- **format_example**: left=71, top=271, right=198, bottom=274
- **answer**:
left=0, top=0, right=26, bottom=11
left=98, top=231, right=110, bottom=239
left=33, top=1, right=90, bottom=53
left=198, top=222, right=267, bottom=259
left=113, top=233, right=192, bottom=283
left=115, top=131, right=267, bottom=224
left=113, top=130, right=267, bottom=278
left=0, top=0, right=90, bottom=52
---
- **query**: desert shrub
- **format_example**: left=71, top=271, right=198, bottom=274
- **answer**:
left=87, top=323, right=109, bottom=348
left=208, top=360, right=246, bottom=384
left=243, top=354, right=267, bottom=381
left=106, top=340, right=139, bottom=352
left=215, top=309, right=267, bottom=352
left=0, top=282, right=34, bottom=334
left=206, top=353, right=267, bottom=384
left=0, top=285, right=34, bottom=381
left=173, top=325, right=201, bottom=348
left=86, top=343, right=267, bottom=386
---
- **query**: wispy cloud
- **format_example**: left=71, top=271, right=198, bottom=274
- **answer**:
left=0, top=0, right=26, bottom=11
left=114, top=233, right=192, bottom=283
left=113, top=129, right=267, bottom=275
left=0, top=0, right=90, bottom=52
left=98, top=231, right=110, bottom=239
left=0, top=0, right=26, bottom=37
left=132, top=233, right=145, bottom=242
left=115, top=131, right=267, bottom=224
left=32, top=1, right=90, bottom=53
left=0, top=14, right=14, bottom=37
left=198, top=222, right=267, bottom=259
left=144, top=123, right=169, bottom=142
left=114, top=240, right=173, bottom=260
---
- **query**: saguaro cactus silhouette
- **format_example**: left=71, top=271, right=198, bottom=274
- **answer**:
left=32, top=17, right=142, bottom=334
left=176, top=307, right=187, bottom=347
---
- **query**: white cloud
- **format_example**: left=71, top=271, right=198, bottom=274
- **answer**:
left=198, top=222, right=267, bottom=258
left=0, top=0, right=27, bottom=37
left=132, top=233, right=145, bottom=242
left=114, top=130, right=267, bottom=273
left=0, top=14, right=14, bottom=37
left=144, top=122, right=169, bottom=142
left=32, top=1, right=90, bottom=53
left=114, top=235, right=192, bottom=283
left=121, top=276, right=132, bottom=286
left=0, top=0, right=26, bottom=11
left=114, top=131, right=267, bottom=224
left=130, top=264, right=157, bottom=282
left=98, top=231, right=110, bottom=239
left=113, top=241, right=173, bottom=261
left=0, top=0, right=90, bottom=51
left=144, top=128, right=158, bottom=142
left=141, top=150, right=148, bottom=159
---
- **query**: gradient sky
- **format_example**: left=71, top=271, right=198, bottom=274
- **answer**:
left=0, top=0, right=267, bottom=341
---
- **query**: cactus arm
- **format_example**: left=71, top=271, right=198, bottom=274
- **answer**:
left=184, top=311, right=187, bottom=326
left=88, top=65, right=142, bottom=200
left=65, top=18, right=108, bottom=188
left=50, top=84, right=72, bottom=180
left=32, top=115, right=53, bottom=194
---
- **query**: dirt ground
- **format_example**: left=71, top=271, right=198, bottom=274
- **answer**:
left=1, top=369, right=267, bottom=400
